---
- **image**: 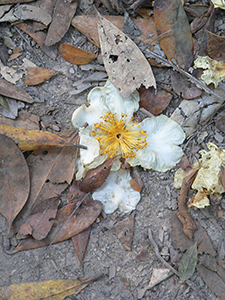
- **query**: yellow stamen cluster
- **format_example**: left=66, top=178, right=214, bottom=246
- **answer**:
left=91, top=112, right=147, bottom=159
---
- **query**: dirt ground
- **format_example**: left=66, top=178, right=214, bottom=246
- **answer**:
left=0, top=1, right=225, bottom=299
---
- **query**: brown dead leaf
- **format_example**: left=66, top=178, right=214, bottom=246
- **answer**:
left=170, top=212, right=216, bottom=256
left=79, top=158, right=115, bottom=193
left=71, top=226, right=91, bottom=263
left=139, top=86, right=172, bottom=115
left=45, top=0, right=77, bottom=47
left=206, top=30, right=225, bottom=62
left=0, top=77, right=33, bottom=103
left=0, top=125, right=79, bottom=151
left=59, top=44, right=97, bottom=65
left=197, top=256, right=225, bottom=300
left=25, top=67, right=57, bottom=86
left=8, top=46, right=22, bottom=62
left=97, top=11, right=156, bottom=98
left=0, top=111, right=40, bottom=130
left=111, top=212, right=135, bottom=251
left=12, top=132, right=79, bottom=228
left=0, top=275, right=103, bottom=300
left=134, top=246, right=150, bottom=262
left=171, top=71, right=203, bottom=100
left=177, top=167, right=199, bottom=240
left=13, top=199, right=102, bottom=252
left=176, top=154, right=193, bottom=173
left=72, top=15, right=157, bottom=48
left=0, top=135, right=30, bottom=231
left=154, top=0, right=193, bottom=70
left=216, top=116, right=225, bottom=134
left=130, top=179, right=142, bottom=193
left=17, top=196, right=60, bottom=240
left=15, top=23, right=57, bottom=60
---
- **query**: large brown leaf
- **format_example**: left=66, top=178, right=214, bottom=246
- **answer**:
left=206, top=29, right=225, bottom=62
left=45, top=0, right=77, bottom=46
left=97, top=12, right=156, bottom=99
left=0, top=275, right=103, bottom=300
left=72, top=226, right=91, bottom=263
left=0, top=111, right=40, bottom=130
left=0, top=77, right=33, bottom=103
left=14, top=132, right=79, bottom=227
left=0, top=125, right=79, bottom=151
left=0, top=135, right=30, bottom=231
left=14, top=199, right=102, bottom=252
left=154, top=0, right=193, bottom=70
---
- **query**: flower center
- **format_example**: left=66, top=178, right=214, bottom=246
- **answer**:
left=91, top=112, right=147, bottom=159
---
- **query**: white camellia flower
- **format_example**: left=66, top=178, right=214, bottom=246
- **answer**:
left=72, top=80, right=185, bottom=214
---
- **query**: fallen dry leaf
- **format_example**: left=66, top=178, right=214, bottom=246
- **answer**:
left=0, top=111, right=40, bottom=130
left=15, top=23, right=58, bottom=60
left=216, top=116, right=225, bottom=133
left=0, top=275, right=103, bottom=300
left=206, top=29, right=225, bottom=62
left=79, top=158, right=115, bottom=193
left=134, top=246, right=150, bottom=262
left=71, top=15, right=157, bottom=49
left=97, top=11, right=156, bottom=98
left=0, top=95, right=9, bottom=110
left=25, top=67, right=57, bottom=85
left=17, top=196, right=60, bottom=240
left=171, top=71, right=203, bottom=100
left=71, top=226, right=91, bottom=263
left=0, top=98, right=24, bottom=119
left=170, top=212, right=216, bottom=256
left=0, top=134, right=30, bottom=231
left=45, top=0, right=77, bottom=47
left=0, top=77, right=33, bottom=103
left=197, top=256, right=225, bottom=300
left=139, top=86, right=172, bottom=115
left=111, top=211, right=135, bottom=251
left=154, top=0, right=193, bottom=69
left=179, top=242, right=198, bottom=282
left=59, top=43, right=97, bottom=65
left=8, top=46, right=22, bottom=61
left=129, top=179, right=142, bottom=193
left=1, top=66, right=23, bottom=84
left=16, top=132, right=79, bottom=223
left=0, top=125, right=80, bottom=151
left=13, top=199, right=102, bottom=252
left=0, top=4, right=51, bottom=25
left=177, top=168, right=198, bottom=240
left=138, top=268, right=172, bottom=299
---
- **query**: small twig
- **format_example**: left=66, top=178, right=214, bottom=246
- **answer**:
left=141, top=47, right=224, bottom=103
left=14, top=26, right=43, bottom=66
left=148, top=228, right=208, bottom=300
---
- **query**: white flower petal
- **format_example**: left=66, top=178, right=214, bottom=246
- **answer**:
left=72, top=80, right=140, bottom=130
left=132, top=115, right=185, bottom=172
left=92, top=169, right=141, bottom=214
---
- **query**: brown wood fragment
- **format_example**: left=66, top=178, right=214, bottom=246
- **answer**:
left=176, top=168, right=199, bottom=240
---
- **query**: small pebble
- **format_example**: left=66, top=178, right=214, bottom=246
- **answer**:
left=69, top=67, right=75, bottom=74
left=214, top=131, right=224, bottom=143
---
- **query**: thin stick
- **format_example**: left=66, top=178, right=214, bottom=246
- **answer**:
left=148, top=228, right=208, bottom=300
left=141, top=46, right=224, bottom=103
left=140, top=107, right=155, bottom=118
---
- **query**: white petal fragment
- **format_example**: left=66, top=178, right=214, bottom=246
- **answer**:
left=134, top=115, right=185, bottom=172
left=92, top=169, right=141, bottom=214
left=72, top=80, right=140, bottom=130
